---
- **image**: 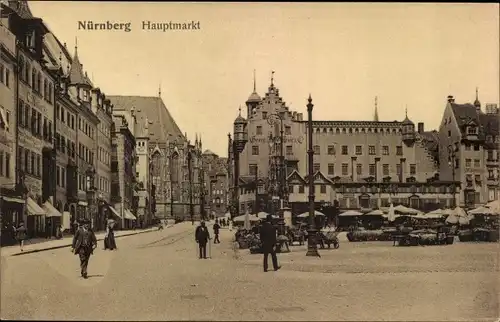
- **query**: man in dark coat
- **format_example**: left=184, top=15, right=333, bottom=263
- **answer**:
left=213, top=220, right=221, bottom=244
left=71, top=219, right=97, bottom=279
left=195, top=221, right=210, bottom=259
left=260, top=215, right=281, bottom=272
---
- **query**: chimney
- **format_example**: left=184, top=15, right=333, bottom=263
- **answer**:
left=417, top=122, right=424, bottom=134
left=447, top=95, right=455, bottom=103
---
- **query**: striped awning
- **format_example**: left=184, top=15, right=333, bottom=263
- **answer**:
left=124, top=209, right=136, bottom=220
left=42, top=201, right=62, bottom=217
left=107, top=205, right=122, bottom=218
left=27, top=197, right=46, bottom=216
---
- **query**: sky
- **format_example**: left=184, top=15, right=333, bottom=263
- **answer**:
left=28, top=2, right=499, bottom=156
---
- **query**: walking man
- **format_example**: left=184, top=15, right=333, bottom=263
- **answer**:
left=195, top=221, right=210, bottom=259
left=15, top=222, right=27, bottom=252
left=71, top=219, right=97, bottom=279
left=260, top=215, right=281, bottom=272
left=213, top=220, right=221, bottom=244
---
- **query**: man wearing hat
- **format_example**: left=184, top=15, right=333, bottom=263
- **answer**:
left=71, top=219, right=97, bottom=279
left=195, top=221, right=211, bottom=259
left=260, top=214, right=281, bottom=272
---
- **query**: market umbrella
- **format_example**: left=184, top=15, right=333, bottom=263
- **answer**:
left=394, top=205, right=420, bottom=215
left=422, top=212, right=445, bottom=219
left=338, top=210, right=363, bottom=217
left=257, top=211, right=270, bottom=219
left=442, top=208, right=454, bottom=216
left=365, top=209, right=385, bottom=216
left=445, top=214, right=459, bottom=224
left=233, top=214, right=259, bottom=222
left=485, top=199, right=500, bottom=212
left=458, top=216, right=470, bottom=225
left=297, top=211, right=326, bottom=218
left=469, top=206, right=497, bottom=215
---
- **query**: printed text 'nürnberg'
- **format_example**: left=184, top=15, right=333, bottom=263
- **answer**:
left=77, top=21, right=202, bottom=32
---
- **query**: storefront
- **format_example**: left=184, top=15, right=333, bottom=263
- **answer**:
left=42, top=201, right=63, bottom=237
left=26, top=197, right=47, bottom=238
left=0, top=189, right=25, bottom=246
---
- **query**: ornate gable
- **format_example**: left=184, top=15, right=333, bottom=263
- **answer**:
left=306, top=171, right=333, bottom=185
left=286, top=170, right=305, bottom=184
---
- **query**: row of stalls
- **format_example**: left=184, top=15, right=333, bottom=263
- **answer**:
left=336, top=200, right=500, bottom=245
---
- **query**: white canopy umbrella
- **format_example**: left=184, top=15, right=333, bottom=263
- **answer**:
left=365, top=209, right=385, bottom=216
left=338, top=210, right=363, bottom=217
left=453, top=206, right=468, bottom=217
left=469, top=206, right=498, bottom=215
left=442, top=208, right=454, bottom=216
left=445, top=214, right=459, bottom=224
left=427, top=209, right=445, bottom=215
left=257, top=211, right=270, bottom=219
left=458, top=216, right=470, bottom=225
left=297, top=210, right=326, bottom=218
left=422, top=212, right=445, bottom=219
left=233, top=214, right=260, bottom=222
left=394, top=205, right=420, bottom=215
left=485, top=199, right=500, bottom=212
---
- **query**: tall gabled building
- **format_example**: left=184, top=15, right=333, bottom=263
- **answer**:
left=108, top=93, right=203, bottom=220
left=438, top=92, right=499, bottom=207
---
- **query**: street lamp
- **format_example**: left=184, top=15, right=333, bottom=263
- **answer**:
left=232, top=108, right=248, bottom=218
left=447, top=142, right=459, bottom=207
left=305, top=95, right=320, bottom=257
left=85, top=166, right=96, bottom=229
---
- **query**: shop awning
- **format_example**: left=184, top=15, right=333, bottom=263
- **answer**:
left=107, top=205, right=122, bottom=218
left=124, top=209, right=136, bottom=220
left=27, top=197, right=46, bottom=216
left=42, top=201, right=62, bottom=217
left=1, top=196, right=25, bottom=204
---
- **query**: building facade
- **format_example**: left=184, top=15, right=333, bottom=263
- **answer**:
left=202, top=150, right=229, bottom=216
left=230, top=77, right=459, bottom=215
left=438, top=93, right=499, bottom=208
left=108, top=94, right=203, bottom=221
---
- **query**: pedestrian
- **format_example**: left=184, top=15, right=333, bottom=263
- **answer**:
left=213, top=220, right=220, bottom=244
left=260, top=214, right=281, bottom=272
left=228, top=219, right=233, bottom=232
left=55, top=224, right=63, bottom=239
left=15, top=222, right=27, bottom=252
left=195, top=221, right=210, bottom=259
left=71, top=219, right=97, bottom=279
left=104, top=218, right=117, bottom=250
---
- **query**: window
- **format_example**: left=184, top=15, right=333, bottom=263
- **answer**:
left=487, top=150, right=494, bottom=160
left=0, top=64, right=3, bottom=84
left=396, top=146, right=403, bottom=155
left=368, top=145, right=375, bottom=155
left=355, top=145, right=362, bottom=155
left=474, top=159, right=481, bottom=168
left=341, top=145, right=348, bottom=155
left=61, top=168, right=66, bottom=188
left=37, top=112, right=41, bottom=136
left=320, top=185, right=326, bottom=193
left=262, top=112, right=267, bottom=119
left=467, top=126, right=477, bottom=135
left=356, top=164, right=362, bottom=175
left=56, top=166, right=60, bottom=186
left=30, top=151, right=35, bottom=175
left=5, top=68, right=9, bottom=87
left=5, top=152, right=10, bottom=178
left=18, top=100, right=24, bottom=126
left=342, top=163, right=348, bottom=176
left=36, top=73, right=41, bottom=92
left=256, top=126, right=262, bottom=135
left=24, top=104, right=29, bottom=129
left=36, top=154, right=40, bottom=177
left=299, top=185, right=305, bottom=193
left=382, top=146, right=389, bottom=155
left=251, top=146, right=259, bottom=155
left=328, top=163, right=334, bottom=175
left=410, top=164, right=416, bottom=175
left=396, top=164, right=401, bottom=178
left=465, top=159, right=471, bottom=167
left=327, top=145, right=335, bottom=155
left=313, top=163, right=320, bottom=172
left=249, top=164, right=257, bottom=176
left=0, top=151, right=3, bottom=176
left=61, top=108, right=65, bottom=123
left=31, top=69, right=36, bottom=87
left=382, top=164, right=389, bottom=176
left=474, top=144, right=480, bottom=151
left=31, top=109, right=36, bottom=134
left=465, top=144, right=471, bottom=151
left=313, top=145, right=320, bottom=155
left=369, top=164, right=375, bottom=176
left=285, top=126, right=291, bottom=135
left=286, top=145, right=292, bottom=156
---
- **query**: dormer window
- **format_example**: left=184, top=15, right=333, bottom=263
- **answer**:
left=466, top=126, right=478, bottom=135
left=25, top=31, right=35, bottom=49
left=82, top=90, right=89, bottom=102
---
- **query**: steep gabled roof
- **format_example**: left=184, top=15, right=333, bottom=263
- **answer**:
left=68, top=48, right=92, bottom=87
left=7, top=0, right=33, bottom=19
left=286, top=170, right=306, bottom=184
left=450, top=102, right=498, bottom=140
left=305, top=171, right=334, bottom=185
left=108, top=95, right=185, bottom=145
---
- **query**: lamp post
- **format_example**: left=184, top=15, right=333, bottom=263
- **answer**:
left=232, top=108, right=248, bottom=218
left=305, top=95, right=320, bottom=257
left=447, top=142, right=458, bottom=207
left=85, top=166, right=96, bottom=229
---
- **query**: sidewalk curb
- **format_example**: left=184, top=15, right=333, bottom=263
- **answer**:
left=8, top=228, right=157, bottom=257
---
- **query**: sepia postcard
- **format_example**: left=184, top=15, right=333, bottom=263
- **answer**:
left=0, top=1, right=499, bottom=321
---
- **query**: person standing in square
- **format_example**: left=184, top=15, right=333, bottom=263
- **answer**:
left=260, top=215, right=281, bottom=272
